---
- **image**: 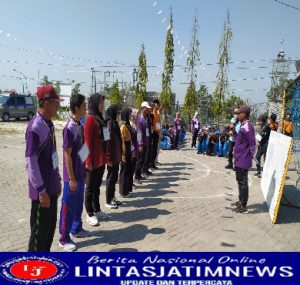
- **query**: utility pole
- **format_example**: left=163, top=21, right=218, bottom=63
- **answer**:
left=91, top=68, right=97, bottom=94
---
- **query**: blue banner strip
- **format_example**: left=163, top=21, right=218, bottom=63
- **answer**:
left=0, top=252, right=299, bottom=285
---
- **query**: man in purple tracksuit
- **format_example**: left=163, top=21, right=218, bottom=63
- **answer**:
left=25, top=85, right=63, bottom=252
left=59, top=94, right=90, bottom=252
left=191, top=111, right=200, bottom=148
left=232, top=105, right=256, bottom=214
left=173, top=112, right=181, bottom=150
left=134, top=101, right=151, bottom=184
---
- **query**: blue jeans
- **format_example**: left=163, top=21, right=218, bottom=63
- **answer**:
left=59, top=180, right=85, bottom=243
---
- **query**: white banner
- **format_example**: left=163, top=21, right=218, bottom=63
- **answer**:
left=261, top=131, right=293, bottom=224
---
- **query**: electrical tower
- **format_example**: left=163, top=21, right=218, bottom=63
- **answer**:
left=268, top=40, right=291, bottom=131
left=270, top=40, right=291, bottom=99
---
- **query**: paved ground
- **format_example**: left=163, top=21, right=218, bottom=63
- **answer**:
left=1, top=121, right=300, bottom=252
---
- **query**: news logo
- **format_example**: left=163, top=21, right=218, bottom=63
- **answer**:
left=0, top=256, right=69, bottom=284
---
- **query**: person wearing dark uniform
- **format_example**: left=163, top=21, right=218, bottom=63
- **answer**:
left=254, top=114, right=271, bottom=178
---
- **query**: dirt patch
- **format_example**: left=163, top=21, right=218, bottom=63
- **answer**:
left=0, top=127, right=18, bottom=135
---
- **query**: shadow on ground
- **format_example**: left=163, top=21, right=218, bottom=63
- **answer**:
left=77, top=225, right=166, bottom=248
left=277, top=185, right=300, bottom=224
left=122, top=198, right=174, bottom=208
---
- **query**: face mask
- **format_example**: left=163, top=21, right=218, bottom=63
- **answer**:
left=234, top=114, right=238, bottom=120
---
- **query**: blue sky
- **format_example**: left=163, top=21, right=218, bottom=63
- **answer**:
left=0, top=0, right=299, bottom=103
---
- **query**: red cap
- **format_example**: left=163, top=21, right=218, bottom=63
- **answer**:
left=36, top=85, right=63, bottom=102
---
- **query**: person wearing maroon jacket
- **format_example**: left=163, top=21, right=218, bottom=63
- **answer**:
left=105, top=104, right=122, bottom=209
left=84, top=93, right=110, bottom=226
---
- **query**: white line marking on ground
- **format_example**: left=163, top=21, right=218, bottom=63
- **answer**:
left=200, top=163, right=211, bottom=178
left=167, top=192, right=235, bottom=199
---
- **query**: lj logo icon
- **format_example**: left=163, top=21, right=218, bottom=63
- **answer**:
left=0, top=256, right=69, bottom=284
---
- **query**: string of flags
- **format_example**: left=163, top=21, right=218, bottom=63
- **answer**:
left=0, top=31, right=127, bottom=66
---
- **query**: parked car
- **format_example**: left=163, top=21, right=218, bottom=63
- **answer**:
left=0, top=93, right=36, bottom=121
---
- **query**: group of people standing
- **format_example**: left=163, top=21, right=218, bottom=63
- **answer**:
left=189, top=105, right=287, bottom=214
left=25, top=85, right=162, bottom=252
left=24, top=83, right=294, bottom=252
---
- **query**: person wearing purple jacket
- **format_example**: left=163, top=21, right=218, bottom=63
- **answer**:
left=232, top=105, right=256, bottom=214
left=134, top=102, right=151, bottom=184
left=25, top=85, right=63, bottom=252
left=191, top=111, right=200, bottom=148
left=59, top=94, right=90, bottom=252
left=130, top=109, right=139, bottom=186
left=173, top=112, right=181, bottom=150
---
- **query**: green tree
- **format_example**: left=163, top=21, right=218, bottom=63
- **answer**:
left=214, top=11, right=233, bottom=126
left=72, top=83, right=81, bottom=95
left=160, top=9, right=175, bottom=118
left=40, top=75, right=52, bottom=86
left=135, top=44, right=148, bottom=107
left=108, top=81, right=122, bottom=106
left=196, top=84, right=214, bottom=123
left=183, top=80, right=197, bottom=119
left=54, top=81, right=61, bottom=95
left=266, top=79, right=295, bottom=104
left=222, top=94, right=245, bottom=121
left=183, top=12, right=200, bottom=128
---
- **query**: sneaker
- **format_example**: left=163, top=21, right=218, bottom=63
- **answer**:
left=156, top=162, right=162, bottom=166
left=232, top=205, right=249, bottom=214
left=59, top=241, right=76, bottom=252
left=113, top=198, right=122, bottom=206
left=150, top=166, right=159, bottom=170
left=134, top=178, right=142, bottom=185
left=122, top=193, right=132, bottom=198
left=95, top=211, right=111, bottom=220
left=86, top=215, right=99, bottom=226
left=231, top=201, right=240, bottom=207
left=225, top=164, right=233, bottom=169
left=70, top=229, right=90, bottom=239
left=254, top=172, right=260, bottom=177
left=145, top=170, right=153, bottom=176
left=105, top=201, right=118, bottom=209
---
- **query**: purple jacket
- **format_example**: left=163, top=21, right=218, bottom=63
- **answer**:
left=136, top=114, right=149, bottom=147
left=25, top=113, right=61, bottom=200
left=130, top=122, right=138, bottom=157
left=234, top=120, right=256, bottom=169
left=191, top=118, right=200, bottom=133
left=174, top=118, right=181, bottom=134
left=62, top=117, right=85, bottom=183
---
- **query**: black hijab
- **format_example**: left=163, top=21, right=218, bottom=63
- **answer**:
left=88, top=93, right=105, bottom=124
left=106, top=104, right=121, bottom=141
left=121, top=108, right=132, bottom=125
left=106, top=104, right=119, bottom=121
left=121, top=108, right=133, bottom=137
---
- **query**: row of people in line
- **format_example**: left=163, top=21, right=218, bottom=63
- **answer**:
left=25, top=85, right=163, bottom=252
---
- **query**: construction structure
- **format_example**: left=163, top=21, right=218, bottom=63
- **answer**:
left=268, top=41, right=292, bottom=131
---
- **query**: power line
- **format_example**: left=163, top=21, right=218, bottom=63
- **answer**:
left=273, top=0, right=300, bottom=11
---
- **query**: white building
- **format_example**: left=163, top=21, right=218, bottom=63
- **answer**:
left=59, top=83, right=72, bottom=108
